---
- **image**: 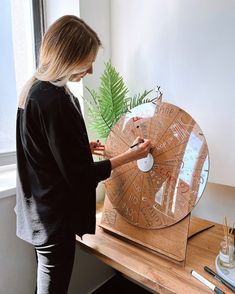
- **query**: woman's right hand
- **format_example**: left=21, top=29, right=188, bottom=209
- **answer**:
left=126, top=136, right=152, bottom=161
left=110, top=136, right=152, bottom=170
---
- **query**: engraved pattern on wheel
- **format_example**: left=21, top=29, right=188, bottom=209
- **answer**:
left=104, top=101, right=209, bottom=229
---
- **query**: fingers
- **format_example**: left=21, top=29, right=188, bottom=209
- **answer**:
left=92, top=151, right=105, bottom=156
left=131, top=136, right=143, bottom=146
left=139, top=141, right=152, bottom=156
left=129, top=138, right=152, bottom=160
left=90, top=140, right=105, bottom=155
left=130, top=138, right=151, bottom=151
left=131, top=137, right=151, bottom=148
left=90, top=142, right=104, bottom=148
left=91, top=146, right=105, bottom=156
left=93, top=146, right=105, bottom=150
left=92, top=145, right=105, bottom=156
left=95, top=142, right=104, bottom=147
left=142, top=139, right=152, bottom=150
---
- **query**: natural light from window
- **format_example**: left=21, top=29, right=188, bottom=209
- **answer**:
left=0, top=0, right=34, bottom=156
left=0, top=0, right=84, bottom=165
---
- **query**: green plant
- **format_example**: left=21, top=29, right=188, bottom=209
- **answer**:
left=84, top=60, right=153, bottom=139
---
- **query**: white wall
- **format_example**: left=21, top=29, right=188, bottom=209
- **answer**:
left=192, top=182, right=235, bottom=224
left=69, top=0, right=235, bottom=226
left=110, top=0, right=235, bottom=224
left=0, top=196, right=36, bottom=294
left=45, top=0, right=80, bottom=27
left=110, top=0, right=235, bottom=187
left=79, top=0, right=111, bottom=89
left=79, top=0, right=111, bottom=142
left=68, top=244, right=114, bottom=294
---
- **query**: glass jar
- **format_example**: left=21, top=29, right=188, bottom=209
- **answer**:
left=219, top=236, right=235, bottom=268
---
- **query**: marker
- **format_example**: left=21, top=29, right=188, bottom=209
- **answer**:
left=204, top=266, right=235, bottom=293
left=191, top=270, right=225, bottom=294
left=130, top=139, right=145, bottom=149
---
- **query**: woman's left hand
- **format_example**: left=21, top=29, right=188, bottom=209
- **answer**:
left=89, top=140, right=105, bottom=156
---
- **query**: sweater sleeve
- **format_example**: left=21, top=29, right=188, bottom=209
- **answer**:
left=34, top=94, right=111, bottom=192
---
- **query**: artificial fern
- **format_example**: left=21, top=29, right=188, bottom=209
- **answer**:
left=126, top=89, right=154, bottom=110
left=84, top=60, right=153, bottom=139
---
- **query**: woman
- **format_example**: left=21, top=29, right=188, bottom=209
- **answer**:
left=16, top=15, right=151, bottom=294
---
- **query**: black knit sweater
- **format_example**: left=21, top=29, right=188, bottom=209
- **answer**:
left=16, top=81, right=111, bottom=245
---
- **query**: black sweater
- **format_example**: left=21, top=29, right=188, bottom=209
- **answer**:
left=16, top=81, right=111, bottom=245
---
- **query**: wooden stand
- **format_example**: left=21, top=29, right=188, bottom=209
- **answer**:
left=100, top=195, right=191, bottom=264
left=78, top=217, right=226, bottom=294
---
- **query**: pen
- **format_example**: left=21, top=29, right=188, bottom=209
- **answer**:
left=204, top=266, right=235, bottom=293
left=191, top=270, right=225, bottom=294
left=130, top=139, right=145, bottom=149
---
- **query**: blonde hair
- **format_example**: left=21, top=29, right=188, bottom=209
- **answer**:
left=19, top=15, right=101, bottom=108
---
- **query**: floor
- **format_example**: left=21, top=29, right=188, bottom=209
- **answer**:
left=91, top=274, right=152, bottom=293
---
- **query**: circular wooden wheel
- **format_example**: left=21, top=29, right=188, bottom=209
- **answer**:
left=104, top=101, right=209, bottom=229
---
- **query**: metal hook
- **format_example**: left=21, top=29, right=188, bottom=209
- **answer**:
left=151, top=85, right=163, bottom=104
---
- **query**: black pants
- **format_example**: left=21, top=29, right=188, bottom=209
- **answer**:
left=34, top=234, right=76, bottom=294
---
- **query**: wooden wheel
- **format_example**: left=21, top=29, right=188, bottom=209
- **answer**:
left=104, top=100, right=209, bottom=229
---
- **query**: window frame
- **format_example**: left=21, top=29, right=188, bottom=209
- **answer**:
left=0, top=0, right=45, bottom=167
left=32, top=0, right=45, bottom=67
left=0, top=152, right=16, bottom=167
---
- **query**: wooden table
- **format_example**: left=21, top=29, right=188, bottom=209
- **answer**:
left=77, top=215, right=233, bottom=294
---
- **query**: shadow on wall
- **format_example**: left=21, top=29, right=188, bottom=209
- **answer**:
left=192, top=182, right=235, bottom=224
left=68, top=243, right=115, bottom=294
left=0, top=195, right=36, bottom=294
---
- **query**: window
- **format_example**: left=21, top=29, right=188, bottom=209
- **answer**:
left=0, top=1, right=83, bottom=167
left=0, top=0, right=42, bottom=166
left=0, top=0, right=18, bottom=164
left=32, top=0, right=45, bottom=67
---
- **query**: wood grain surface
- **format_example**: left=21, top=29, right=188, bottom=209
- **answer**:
left=100, top=195, right=190, bottom=262
left=77, top=216, right=233, bottom=294
left=104, top=102, right=209, bottom=230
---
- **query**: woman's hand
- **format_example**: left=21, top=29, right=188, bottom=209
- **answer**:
left=110, top=136, right=152, bottom=169
left=89, top=140, right=105, bottom=156
left=126, top=136, right=152, bottom=161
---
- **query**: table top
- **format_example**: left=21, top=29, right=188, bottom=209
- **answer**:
left=77, top=215, right=233, bottom=294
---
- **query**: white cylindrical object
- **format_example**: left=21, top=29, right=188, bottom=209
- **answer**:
left=191, top=270, right=215, bottom=291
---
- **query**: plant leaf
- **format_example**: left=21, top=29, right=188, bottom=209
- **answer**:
left=84, top=60, right=154, bottom=139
